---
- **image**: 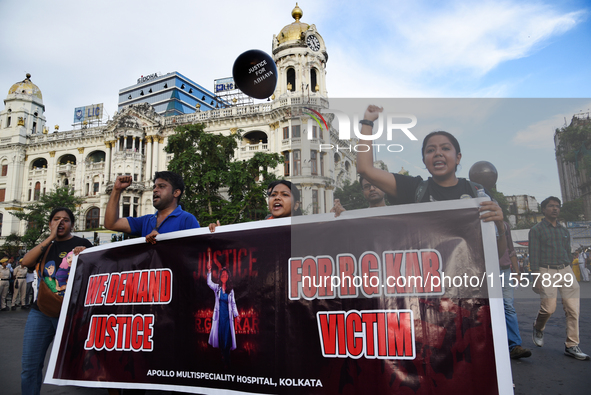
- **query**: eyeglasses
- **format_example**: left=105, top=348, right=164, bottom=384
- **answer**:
left=362, top=184, right=376, bottom=191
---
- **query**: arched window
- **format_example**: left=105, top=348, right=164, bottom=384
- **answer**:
left=287, top=68, right=296, bottom=92
left=310, top=68, right=318, bottom=92
left=86, top=207, right=100, bottom=230
left=58, top=154, right=76, bottom=165
left=31, top=158, right=47, bottom=169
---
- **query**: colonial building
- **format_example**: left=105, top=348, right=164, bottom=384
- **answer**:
left=0, top=4, right=356, bottom=242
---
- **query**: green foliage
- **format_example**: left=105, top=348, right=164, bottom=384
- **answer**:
left=334, top=180, right=367, bottom=210
left=165, top=124, right=281, bottom=225
left=490, top=189, right=511, bottom=220
left=556, top=121, right=591, bottom=175
left=9, top=186, right=85, bottom=250
left=560, top=198, right=585, bottom=222
left=1, top=233, right=22, bottom=257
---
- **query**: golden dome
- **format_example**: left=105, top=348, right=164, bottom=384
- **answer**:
left=277, top=3, right=309, bottom=44
left=8, top=73, right=43, bottom=101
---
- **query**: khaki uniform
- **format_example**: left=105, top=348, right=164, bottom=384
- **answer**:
left=12, top=264, right=28, bottom=307
left=0, top=265, right=11, bottom=309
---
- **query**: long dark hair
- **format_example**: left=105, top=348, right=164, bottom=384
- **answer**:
left=217, top=267, right=233, bottom=293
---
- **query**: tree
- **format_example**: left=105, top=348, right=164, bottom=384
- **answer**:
left=333, top=180, right=367, bottom=210
left=9, top=186, right=85, bottom=250
left=1, top=233, right=23, bottom=257
left=490, top=189, right=511, bottom=221
left=165, top=124, right=281, bottom=225
left=560, top=198, right=585, bottom=222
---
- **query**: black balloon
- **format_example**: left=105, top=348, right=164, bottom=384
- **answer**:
left=469, top=161, right=498, bottom=191
left=232, top=50, right=278, bottom=99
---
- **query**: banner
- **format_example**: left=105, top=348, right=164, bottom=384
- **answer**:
left=47, top=199, right=512, bottom=394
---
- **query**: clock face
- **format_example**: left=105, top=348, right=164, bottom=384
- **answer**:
left=306, top=35, right=320, bottom=51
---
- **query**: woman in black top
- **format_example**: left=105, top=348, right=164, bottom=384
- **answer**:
left=20, top=207, right=92, bottom=395
left=356, top=105, right=507, bottom=256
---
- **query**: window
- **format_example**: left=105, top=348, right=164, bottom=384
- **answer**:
left=34, top=182, right=40, bottom=201
left=320, top=153, right=324, bottom=176
left=319, top=126, right=323, bottom=140
left=28, top=189, right=31, bottom=201
left=85, top=208, right=100, bottom=230
left=1, top=165, right=7, bottom=176
left=293, top=150, right=301, bottom=176
left=0, top=188, right=5, bottom=202
left=287, top=68, right=295, bottom=91
left=283, top=151, right=290, bottom=176
left=7, top=116, right=11, bottom=127
left=32, top=121, right=37, bottom=134
left=292, top=125, right=301, bottom=138
left=310, top=68, right=318, bottom=92
left=312, top=190, right=319, bottom=214
left=93, top=182, right=99, bottom=194
left=0, top=213, right=2, bottom=236
left=312, top=126, right=317, bottom=139
left=283, top=127, right=289, bottom=140
left=311, top=150, right=318, bottom=175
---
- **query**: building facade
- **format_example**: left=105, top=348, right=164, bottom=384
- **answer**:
left=555, top=112, right=591, bottom=220
left=0, top=4, right=356, bottom=241
left=118, top=71, right=224, bottom=116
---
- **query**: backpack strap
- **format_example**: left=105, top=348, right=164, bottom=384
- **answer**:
left=414, top=180, right=429, bottom=203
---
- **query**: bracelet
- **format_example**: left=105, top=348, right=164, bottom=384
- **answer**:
left=359, top=119, right=374, bottom=127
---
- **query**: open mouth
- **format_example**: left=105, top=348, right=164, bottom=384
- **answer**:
left=433, top=161, right=446, bottom=169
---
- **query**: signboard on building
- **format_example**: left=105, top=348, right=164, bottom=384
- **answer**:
left=214, top=77, right=235, bottom=93
left=74, top=104, right=103, bottom=123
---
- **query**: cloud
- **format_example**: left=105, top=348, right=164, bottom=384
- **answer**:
left=512, top=100, right=591, bottom=149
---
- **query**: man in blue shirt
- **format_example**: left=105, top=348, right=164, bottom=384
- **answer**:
left=105, top=171, right=199, bottom=242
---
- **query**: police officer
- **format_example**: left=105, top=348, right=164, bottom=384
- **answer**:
left=12, top=258, right=28, bottom=310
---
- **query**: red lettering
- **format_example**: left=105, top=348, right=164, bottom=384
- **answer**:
left=94, top=275, right=109, bottom=305
left=137, top=271, right=149, bottom=302
left=105, top=316, right=117, bottom=349
left=302, top=257, right=317, bottom=299
left=360, top=252, right=380, bottom=296
left=160, top=270, right=171, bottom=302
left=105, top=274, right=120, bottom=304
left=125, top=272, right=140, bottom=303
left=148, top=270, right=160, bottom=302
left=143, top=316, right=154, bottom=350
left=421, top=250, right=442, bottom=293
left=346, top=312, right=363, bottom=357
left=289, top=258, right=302, bottom=299
left=317, top=256, right=334, bottom=297
left=337, top=254, right=357, bottom=297
left=362, top=313, right=377, bottom=356
left=387, top=312, right=413, bottom=357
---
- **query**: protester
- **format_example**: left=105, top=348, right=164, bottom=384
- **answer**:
left=498, top=222, right=531, bottom=359
left=578, top=248, right=589, bottom=282
left=105, top=171, right=199, bottom=240
left=11, top=258, right=28, bottom=310
left=355, top=105, right=507, bottom=257
left=25, top=266, right=35, bottom=308
left=331, top=175, right=387, bottom=217
left=529, top=196, right=589, bottom=361
left=571, top=252, right=581, bottom=282
left=266, top=180, right=302, bottom=218
left=20, top=207, right=92, bottom=394
left=0, top=257, right=10, bottom=311
left=105, top=171, right=199, bottom=395
left=209, top=180, right=301, bottom=232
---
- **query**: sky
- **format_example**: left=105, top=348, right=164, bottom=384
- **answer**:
left=1, top=0, right=590, bottom=203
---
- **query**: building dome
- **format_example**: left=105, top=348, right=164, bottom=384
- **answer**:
left=277, top=3, right=309, bottom=44
left=8, top=73, right=43, bottom=101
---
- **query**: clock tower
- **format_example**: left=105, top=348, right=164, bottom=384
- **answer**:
left=272, top=3, right=328, bottom=99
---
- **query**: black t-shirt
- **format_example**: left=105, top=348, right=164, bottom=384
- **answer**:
left=391, top=174, right=477, bottom=204
left=32, top=236, right=93, bottom=311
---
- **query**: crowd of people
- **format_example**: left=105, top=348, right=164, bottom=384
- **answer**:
left=9, top=105, right=590, bottom=394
